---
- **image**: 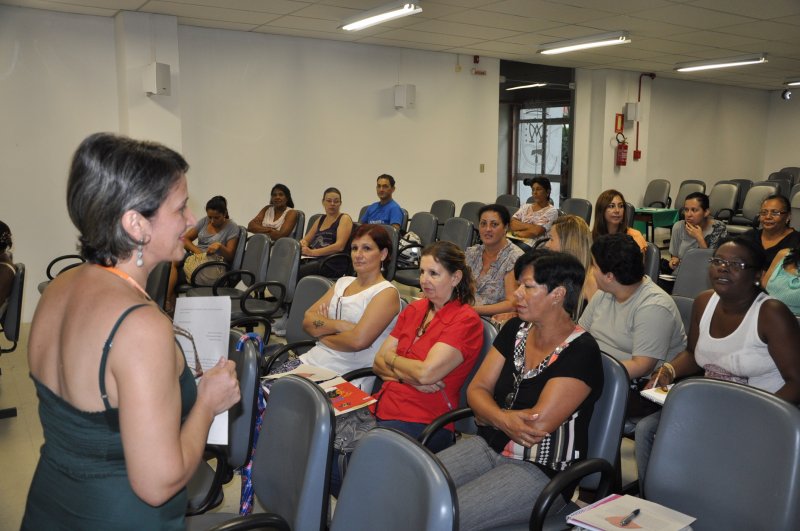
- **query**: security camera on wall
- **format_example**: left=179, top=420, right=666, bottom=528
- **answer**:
left=781, top=89, right=792, bottom=101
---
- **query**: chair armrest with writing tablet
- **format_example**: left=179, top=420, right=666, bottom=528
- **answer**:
left=206, top=513, right=290, bottom=531
left=210, top=269, right=255, bottom=295
left=418, top=407, right=475, bottom=447
left=238, top=281, right=286, bottom=318
left=529, top=457, right=614, bottom=530
left=262, top=340, right=318, bottom=374
left=317, top=252, right=351, bottom=275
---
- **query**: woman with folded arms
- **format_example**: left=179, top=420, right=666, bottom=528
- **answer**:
left=23, top=133, right=239, bottom=530
left=509, top=177, right=559, bottom=245
left=247, top=183, right=298, bottom=240
left=636, top=236, right=800, bottom=485
left=436, top=250, right=603, bottom=530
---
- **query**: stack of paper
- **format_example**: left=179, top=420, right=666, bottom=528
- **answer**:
left=640, top=384, right=674, bottom=405
left=567, top=494, right=694, bottom=531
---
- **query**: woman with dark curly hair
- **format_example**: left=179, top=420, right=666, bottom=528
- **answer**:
left=247, top=183, right=298, bottom=240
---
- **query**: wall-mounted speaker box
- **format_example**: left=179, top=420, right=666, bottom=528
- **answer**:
left=394, top=84, right=416, bottom=109
left=143, top=62, right=171, bottom=96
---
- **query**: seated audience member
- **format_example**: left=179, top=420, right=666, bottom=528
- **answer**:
left=664, top=192, right=727, bottom=273
left=370, top=241, right=482, bottom=449
left=465, top=204, right=524, bottom=317
left=359, top=174, right=403, bottom=230
left=592, top=189, right=647, bottom=252
left=291, top=224, right=400, bottom=388
left=764, top=245, right=800, bottom=316
left=636, top=237, right=800, bottom=484
left=298, top=187, right=354, bottom=279
left=579, top=234, right=686, bottom=415
left=0, top=221, right=15, bottom=312
left=546, top=214, right=597, bottom=311
left=247, top=183, right=298, bottom=240
left=509, top=177, right=558, bottom=245
left=743, top=194, right=800, bottom=267
left=436, top=250, right=603, bottom=530
left=167, top=196, right=240, bottom=308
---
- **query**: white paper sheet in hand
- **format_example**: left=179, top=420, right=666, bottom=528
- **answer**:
left=174, top=296, right=232, bottom=445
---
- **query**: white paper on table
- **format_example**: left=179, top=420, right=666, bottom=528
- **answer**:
left=173, top=296, right=232, bottom=445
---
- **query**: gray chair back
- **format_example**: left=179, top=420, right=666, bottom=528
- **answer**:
left=241, top=234, right=271, bottom=287
left=767, top=172, right=793, bottom=197
left=674, top=180, right=706, bottom=217
left=440, top=217, right=474, bottom=251
left=496, top=193, right=520, bottom=208
left=431, top=199, right=456, bottom=238
left=231, top=226, right=248, bottom=271
left=358, top=205, right=368, bottom=223
left=671, top=295, right=694, bottom=333
left=644, top=243, right=659, bottom=281
left=645, top=379, right=800, bottom=530
left=455, top=319, right=498, bottom=435
left=331, top=428, right=457, bottom=531
left=561, top=198, right=592, bottom=224
left=267, top=237, right=301, bottom=304
left=672, top=248, right=713, bottom=298
left=284, top=275, right=333, bottom=349
left=708, top=181, right=738, bottom=221
left=459, top=201, right=485, bottom=228
left=380, top=224, right=400, bottom=282
left=305, top=213, right=324, bottom=235
left=780, top=166, right=800, bottom=185
left=624, top=202, right=635, bottom=228
left=408, top=211, right=438, bottom=246
left=400, top=208, right=409, bottom=233
left=292, top=210, right=306, bottom=240
left=0, top=263, right=24, bottom=353
left=254, top=375, right=334, bottom=531
left=727, top=182, right=779, bottom=234
left=145, top=261, right=171, bottom=310
left=791, top=183, right=800, bottom=202
left=642, top=179, right=671, bottom=208
left=791, top=189, right=800, bottom=231
left=728, top=178, right=753, bottom=212
left=226, top=330, right=260, bottom=468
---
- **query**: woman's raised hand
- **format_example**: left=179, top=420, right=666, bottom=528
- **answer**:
left=197, top=358, right=240, bottom=416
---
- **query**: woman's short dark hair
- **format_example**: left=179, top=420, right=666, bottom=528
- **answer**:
left=478, top=203, right=511, bottom=227
left=715, top=236, right=767, bottom=273
left=591, top=233, right=644, bottom=285
left=515, top=249, right=585, bottom=317
left=421, top=241, right=475, bottom=306
left=684, top=192, right=709, bottom=210
left=323, top=187, right=341, bottom=199
left=272, top=183, right=295, bottom=209
left=0, top=221, right=11, bottom=253
left=762, top=194, right=791, bottom=213
left=206, top=195, right=228, bottom=218
left=67, top=132, right=188, bottom=266
left=530, top=177, right=551, bottom=195
left=352, top=224, right=392, bottom=264
left=592, top=189, right=629, bottom=240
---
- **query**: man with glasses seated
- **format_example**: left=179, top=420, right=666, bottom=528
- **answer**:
left=742, top=194, right=800, bottom=267
left=359, top=174, right=403, bottom=231
left=579, top=233, right=686, bottom=417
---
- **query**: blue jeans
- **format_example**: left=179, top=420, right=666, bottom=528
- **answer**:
left=634, top=411, right=661, bottom=491
left=436, top=436, right=561, bottom=531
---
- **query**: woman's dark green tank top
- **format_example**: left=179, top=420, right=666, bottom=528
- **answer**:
left=22, top=304, right=197, bottom=530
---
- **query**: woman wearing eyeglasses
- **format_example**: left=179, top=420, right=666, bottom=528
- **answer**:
left=636, top=236, right=800, bottom=485
left=436, top=250, right=603, bottom=530
left=297, top=187, right=354, bottom=280
left=465, top=204, right=524, bottom=318
left=744, top=194, right=800, bottom=266
left=23, top=134, right=240, bottom=530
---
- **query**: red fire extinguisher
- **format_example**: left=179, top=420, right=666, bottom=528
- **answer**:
left=615, top=133, right=628, bottom=167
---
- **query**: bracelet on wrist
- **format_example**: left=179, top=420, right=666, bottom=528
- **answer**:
left=388, top=353, right=399, bottom=370
left=662, top=362, right=676, bottom=380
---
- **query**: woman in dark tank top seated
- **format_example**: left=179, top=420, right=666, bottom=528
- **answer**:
left=298, top=187, right=354, bottom=279
left=22, top=133, right=240, bottom=530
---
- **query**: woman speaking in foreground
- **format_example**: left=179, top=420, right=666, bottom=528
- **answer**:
left=22, top=133, right=240, bottom=530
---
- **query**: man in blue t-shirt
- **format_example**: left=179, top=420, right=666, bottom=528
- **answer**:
left=359, top=174, right=403, bottom=230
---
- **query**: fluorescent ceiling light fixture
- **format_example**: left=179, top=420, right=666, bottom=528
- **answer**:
left=506, top=83, right=547, bottom=91
left=538, top=31, right=630, bottom=55
left=339, top=1, right=422, bottom=32
left=784, top=79, right=800, bottom=87
left=674, top=53, right=767, bottom=72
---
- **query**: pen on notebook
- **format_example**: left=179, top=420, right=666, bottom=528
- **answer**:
left=655, top=364, right=666, bottom=391
left=620, top=508, right=640, bottom=527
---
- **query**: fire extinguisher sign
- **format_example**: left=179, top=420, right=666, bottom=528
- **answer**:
left=614, top=113, right=624, bottom=134
left=615, top=133, right=628, bottom=167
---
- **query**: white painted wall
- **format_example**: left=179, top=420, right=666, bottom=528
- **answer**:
left=763, top=90, right=800, bottom=175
